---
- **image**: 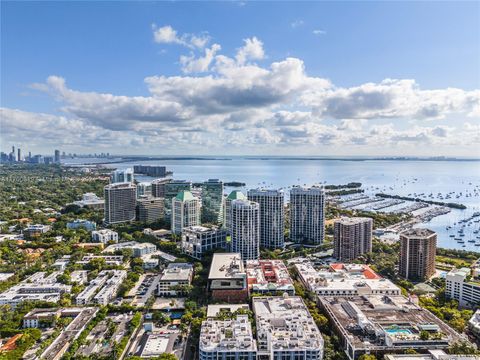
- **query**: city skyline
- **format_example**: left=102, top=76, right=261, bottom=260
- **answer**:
left=1, top=1, right=479, bottom=157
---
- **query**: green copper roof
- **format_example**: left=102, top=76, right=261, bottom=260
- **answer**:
left=176, top=190, right=196, bottom=201
left=227, top=190, right=246, bottom=200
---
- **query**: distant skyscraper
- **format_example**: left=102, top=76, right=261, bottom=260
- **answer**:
left=164, top=180, right=192, bottom=221
left=223, top=190, right=247, bottom=232
left=151, top=178, right=171, bottom=198
left=110, top=168, right=134, bottom=184
left=171, top=191, right=201, bottom=235
left=104, top=182, right=137, bottom=225
left=54, top=149, right=60, bottom=163
left=17, top=148, right=21, bottom=162
left=399, top=228, right=437, bottom=281
left=137, top=197, right=164, bottom=223
left=333, top=217, right=373, bottom=262
left=201, top=179, right=224, bottom=224
left=247, top=189, right=285, bottom=249
left=290, top=186, right=325, bottom=245
left=231, top=199, right=260, bottom=261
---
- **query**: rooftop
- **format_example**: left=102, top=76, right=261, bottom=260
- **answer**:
left=400, top=228, right=436, bottom=239
left=209, top=253, right=245, bottom=280
left=319, top=294, right=463, bottom=351
left=253, top=296, right=324, bottom=352
left=226, top=190, right=246, bottom=201
left=160, top=263, right=193, bottom=282
left=335, top=217, right=373, bottom=225
left=206, top=304, right=250, bottom=318
left=200, top=315, right=256, bottom=353
left=246, top=260, right=294, bottom=293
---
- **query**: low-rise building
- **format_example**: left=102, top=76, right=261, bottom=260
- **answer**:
left=295, top=262, right=400, bottom=297
left=103, top=241, right=157, bottom=257
left=445, top=267, right=480, bottom=308
left=253, top=296, right=324, bottom=359
left=319, top=294, right=464, bottom=360
left=25, top=224, right=51, bottom=237
left=66, top=219, right=97, bottom=231
left=76, top=270, right=127, bottom=305
left=246, top=260, right=295, bottom=295
left=0, top=273, right=14, bottom=282
left=468, top=309, right=480, bottom=340
left=91, top=229, right=119, bottom=243
left=199, top=315, right=257, bottom=360
left=181, top=226, right=228, bottom=260
left=208, top=253, right=248, bottom=302
left=77, top=255, right=124, bottom=266
left=206, top=304, right=250, bottom=318
left=73, top=193, right=104, bottom=210
left=52, top=255, right=71, bottom=271
left=384, top=350, right=478, bottom=360
left=158, top=263, right=194, bottom=297
left=70, top=270, right=88, bottom=285
left=0, top=272, right=71, bottom=308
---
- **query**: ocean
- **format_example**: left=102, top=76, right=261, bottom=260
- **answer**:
left=66, top=156, right=480, bottom=251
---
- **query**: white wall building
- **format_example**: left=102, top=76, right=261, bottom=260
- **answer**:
left=171, top=190, right=201, bottom=235
left=231, top=199, right=260, bottom=261
left=445, top=267, right=480, bottom=308
left=157, top=263, right=194, bottom=297
left=91, top=229, right=119, bottom=243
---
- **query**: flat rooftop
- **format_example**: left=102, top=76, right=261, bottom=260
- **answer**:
left=200, top=315, right=256, bottom=353
left=160, top=263, right=193, bottom=282
left=319, top=295, right=463, bottom=351
left=209, top=253, right=245, bottom=280
left=246, top=260, right=294, bottom=292
left=137, top=332, right=178, bottom=357
left=400, top=228, right=436, bottom=238
left=207, top=304, right=250, bottom=318
left=253, top=296, right=323, bottom=353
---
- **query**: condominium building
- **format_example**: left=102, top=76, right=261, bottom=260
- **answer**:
left=157, top=263, right=194, bottom=297
left=151, top=178, right=171, bottom=198
left=253, top=296, right=324, bottom=359
left=199, top=315, right=257, bottom=360
left=295, top=262, right=400, bottom=297
left=445, top=267, right=480, bottom=308
left=231, top=199, right=260, bottom=261
left=469, top=309, right=480, bottom=339
left=333, top=217, right=373, bottom=262
left=136, top=182, right=152, bottom=198
left=208, top=253, right=248, bottom=301
left=104, top=182, right=137, bottom=225
left=134, top=165, right=167, bottom=177
left=0, top=272, right=72, bottom=308
left=73, top=192, right=105, bottom=210
left=290, top=186, right=325, bottom=245
left=319, top=294, right=464, bottom=360
left=399, top=228, right=437, bottom=281
left=247, top=189, right=285, bottom=249
left=201, top=179, right=224, bottom=225
left=110, top=168, right=134, bottom=183
left=66, top=219, right=97, bottom=231
left=181, top=226, right=228, bottom=260
left=171, top=191, right=201, bottom=235
left=25, top=224, right=51, bottom=237
left=164, top=180, right=192, bottom=221
left=223, top=190, right=246, bottom=232
left=103, top=241, right=157, bottom=257
left=76, top=270, right=127, bottom=305
left=91, top=229, right=119, bottom=244
left=246, top=260, right=295, bottom=295
left=136, top=197, right=164, bottom=223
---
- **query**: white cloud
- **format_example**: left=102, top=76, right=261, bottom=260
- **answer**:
left=152, top=24, right=209, bottom=49
left=312, top=29, right=326, bottom=35
left=235, top=37, right=265, bottom=64
left=180, top=44, right=221, bottom=73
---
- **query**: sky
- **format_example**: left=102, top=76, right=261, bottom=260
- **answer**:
left=1, top=1, right=479, bottom=157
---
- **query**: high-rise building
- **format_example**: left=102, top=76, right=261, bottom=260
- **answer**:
left=333, top=217, right=373, bottom=262
left=104, top=182, right=137, bottom=225
left=171, top=190, right=201, bottom=235
left=54, top=149, right=60, bottom=163
left=231, top=199, right=260, bottom=261
left=136, top=182, right=152, bottom=198
left=151, top=178, right=171, bottom=198
left=133, top=165, right=167, bottom=177
left=17, top=148, right=21, bottom=162
left=290, top=186, right=325, bottom=245
left=247, top=189, right=285, bottom=249
left=164, top=180, right=192, bottom=221
left=223, top=190, right=247, bottom=232
left=399, top=228, right=437, bottom=281
left=137, top=197, right=164, bottom=223
left=201, top=179, right=224, bottom=225
left=110, top=168, right=134, bottom=184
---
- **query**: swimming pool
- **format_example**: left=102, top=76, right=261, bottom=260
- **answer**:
left=385, top=328, right=412, bottom=335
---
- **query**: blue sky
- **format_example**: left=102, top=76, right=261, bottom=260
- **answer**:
left=1, top=1, right=479, bottom=156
